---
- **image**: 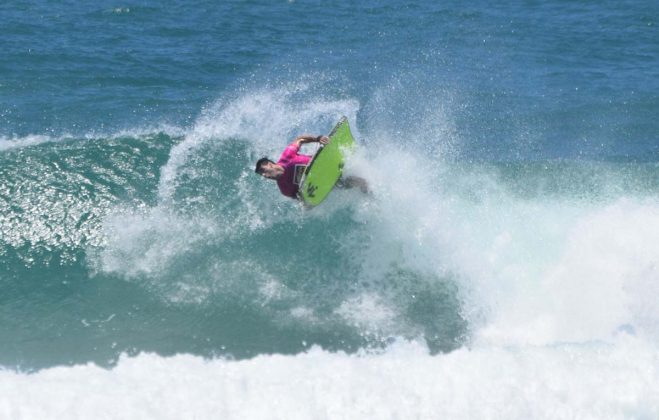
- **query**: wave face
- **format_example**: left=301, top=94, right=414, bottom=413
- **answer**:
left=2, top=0, right=659, bottom=417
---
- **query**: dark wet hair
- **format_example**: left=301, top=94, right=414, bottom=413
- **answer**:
left=255, top=157, right=274, bottom=174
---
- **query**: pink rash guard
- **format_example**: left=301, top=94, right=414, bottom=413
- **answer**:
left=276, top=142, right=312, bottom=198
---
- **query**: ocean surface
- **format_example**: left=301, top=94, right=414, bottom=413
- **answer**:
left=1, top=0, right=659, bottom=418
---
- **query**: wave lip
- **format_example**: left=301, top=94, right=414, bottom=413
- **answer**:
left=0, top=134, right=54, bottom=151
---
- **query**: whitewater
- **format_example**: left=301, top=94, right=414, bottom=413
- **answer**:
left=3, top=338, right=658, bottom=419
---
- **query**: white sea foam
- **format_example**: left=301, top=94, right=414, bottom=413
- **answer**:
left=0, top=124, right=185, bottom=152
left=0, top=134, right=55, bottom=151
left=335, top=292, right=399, bottom=334
left=477, top=198, right=659, bottom=346
left=1, top=337, right=658, bottom=420
left=92, top=207, right=217, bottom=279
left=347, top=137, right=659, bottom=348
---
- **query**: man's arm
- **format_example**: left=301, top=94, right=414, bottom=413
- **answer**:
left=293, top=134, right=329, bottom=147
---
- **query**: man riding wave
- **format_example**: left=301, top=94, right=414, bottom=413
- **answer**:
left=255, top=133, right=368, bottom=199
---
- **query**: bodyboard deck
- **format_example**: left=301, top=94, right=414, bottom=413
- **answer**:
left=299, top=117, right=355, bottom=207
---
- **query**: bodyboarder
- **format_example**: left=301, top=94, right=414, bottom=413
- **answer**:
left=254, top=134, right=368, bottom=199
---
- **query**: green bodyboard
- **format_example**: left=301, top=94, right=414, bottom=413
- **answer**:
left=299, top=117, right=355, bottom=206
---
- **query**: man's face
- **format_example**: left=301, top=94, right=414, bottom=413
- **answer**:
left=259, top=161, right=283, bottom=180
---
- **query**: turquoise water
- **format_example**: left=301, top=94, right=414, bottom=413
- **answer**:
left=2, top=1, right=659, bottom=418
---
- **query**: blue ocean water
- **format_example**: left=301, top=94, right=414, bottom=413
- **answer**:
left=1, top=1, right=659, bottom=418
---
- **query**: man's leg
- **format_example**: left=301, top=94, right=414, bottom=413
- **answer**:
left=336, top=176, right=370, bottom=194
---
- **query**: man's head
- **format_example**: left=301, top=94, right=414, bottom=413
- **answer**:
left=255, top=157, right=283, bottom=180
